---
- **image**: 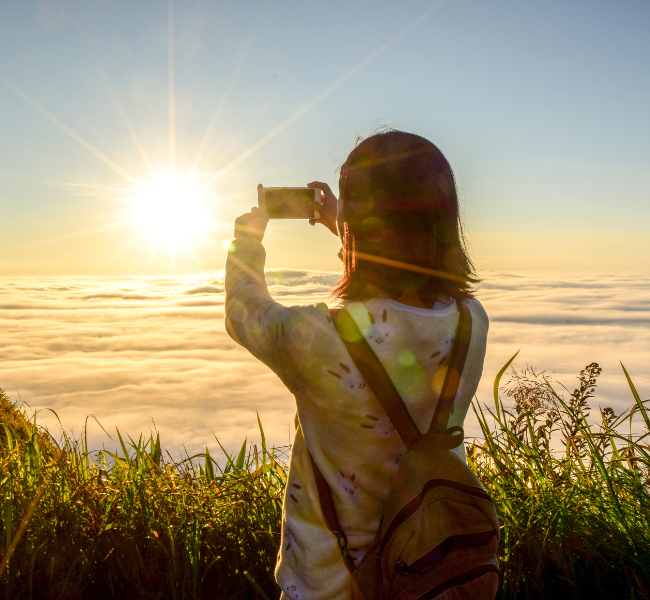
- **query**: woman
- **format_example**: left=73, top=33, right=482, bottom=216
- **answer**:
left=225, top=130, right=489, bottom=600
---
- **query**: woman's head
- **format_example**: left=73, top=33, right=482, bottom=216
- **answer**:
left=334, top=129, right=478, bottom=305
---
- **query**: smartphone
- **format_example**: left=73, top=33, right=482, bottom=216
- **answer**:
left=263, top=187, right=321, bottom=219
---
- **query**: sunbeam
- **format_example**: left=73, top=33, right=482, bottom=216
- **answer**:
left=199, top=0, right=451, bottom=192
left=141, top=240, right=164, bottom=274
left=3, top=222, right=128, bottom=255
left=91, top=55, right=155, bottom=173
left=188, top=44, right=251, bottom=173
left=0, top=73, right=137, bottom=185
left=97, top=231, right=149, bottom=272
left=188, top=11, right=264, bottom=173
left=183, top=239, right=207, bottom=273
left=71, top=13, right=156, bottom=173
left=168, top=0, right=176, bottom=174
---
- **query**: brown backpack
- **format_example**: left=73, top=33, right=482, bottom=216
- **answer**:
left=310, top=302, right=500, bottom=600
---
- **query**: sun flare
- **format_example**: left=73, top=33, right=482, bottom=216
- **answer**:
left=128, top=172, right=214, bottom=249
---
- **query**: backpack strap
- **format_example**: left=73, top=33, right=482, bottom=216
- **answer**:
left=329, top=308, right=421, bottom=448
left=428, top=301, right=473, bottom=434
left=308, top=306, right=421, bottom=573
left=308, top=301, right=472, bottom=572
left=309, top=453, right=356, bottom=574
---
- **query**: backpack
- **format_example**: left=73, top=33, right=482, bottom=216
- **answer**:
left=309, top=301, right=500, bottom=600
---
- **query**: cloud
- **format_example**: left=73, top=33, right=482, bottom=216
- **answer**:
left=81, top=292, right=166, bottom=300
left=0, top=271, right=648, bottom=458
left=183, top=285, right=223, bottom=295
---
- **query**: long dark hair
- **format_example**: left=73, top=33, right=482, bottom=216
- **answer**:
left=333, top=130, right=478, bottom=305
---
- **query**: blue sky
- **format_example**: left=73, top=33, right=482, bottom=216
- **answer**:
left=0, top=0, right=648, bottom=274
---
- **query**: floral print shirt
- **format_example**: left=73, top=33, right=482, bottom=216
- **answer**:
left=224, top=237, right=489, bottom=600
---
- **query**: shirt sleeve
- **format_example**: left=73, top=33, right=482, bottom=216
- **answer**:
left=224, top=236, right=329, bottom=384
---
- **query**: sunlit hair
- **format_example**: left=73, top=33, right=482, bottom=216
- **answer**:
left=333, top=129, right=479, bottom=305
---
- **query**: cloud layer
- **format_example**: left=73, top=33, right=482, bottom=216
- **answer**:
left=1, top=271, right=648, bottom=457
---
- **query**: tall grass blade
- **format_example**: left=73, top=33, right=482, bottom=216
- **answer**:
left=257, top=412, right=267, bottom=464
left=235, top=438, right=247, bottom=471
left=204, top=446, right=215, bottom=480
left=0, top=484, right=45, bottom=578
left=244, top=571, right=272, bottom=600
left=493, top=350, right=519, bottom=422
left=621, top=361, right=650, bottom=431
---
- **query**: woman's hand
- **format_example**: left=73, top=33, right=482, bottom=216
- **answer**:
left=307, top=181, right=339, bottom=236
left=234, top=184, right=269, bottom=242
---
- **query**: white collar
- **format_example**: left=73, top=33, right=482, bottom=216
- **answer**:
left=381, top=297, right=458, bottom=317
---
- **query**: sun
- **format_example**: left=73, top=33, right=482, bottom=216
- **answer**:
left=128, top=172, right=214, bottom=249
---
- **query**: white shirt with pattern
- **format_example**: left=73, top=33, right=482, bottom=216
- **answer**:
left=224, top=237, right=489, bottom=600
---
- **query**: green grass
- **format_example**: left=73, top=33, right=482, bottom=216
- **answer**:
left=472, top=359, right=650, bottom=599
left=0, top=396, right=285, bottom=599
left=1, top=360, right=649, bottom=599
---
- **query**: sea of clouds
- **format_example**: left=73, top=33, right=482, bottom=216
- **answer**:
left=1, top=271, right=648, bottom=458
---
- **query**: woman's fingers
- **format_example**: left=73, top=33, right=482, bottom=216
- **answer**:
left=306, top=182, right=338, bottom=236
left=257, top=183, right=267, bottom=214
left=307, top=181, right=338, bottom=235
left=234, top=210, right=267, bottom=241
left=307, top=181, right=336, bottom=201
left=308, top=200, right=323, bottom=216
left=232, top=185, right=269, bottom=241
left=307, top=181, right=331, bottom=192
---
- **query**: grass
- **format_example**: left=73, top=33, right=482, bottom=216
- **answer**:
left=0, top=396, right=285, bottom=600
left=1, top=360, right=649, bottom=599
left=471, top=359, right=650, bottom=599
